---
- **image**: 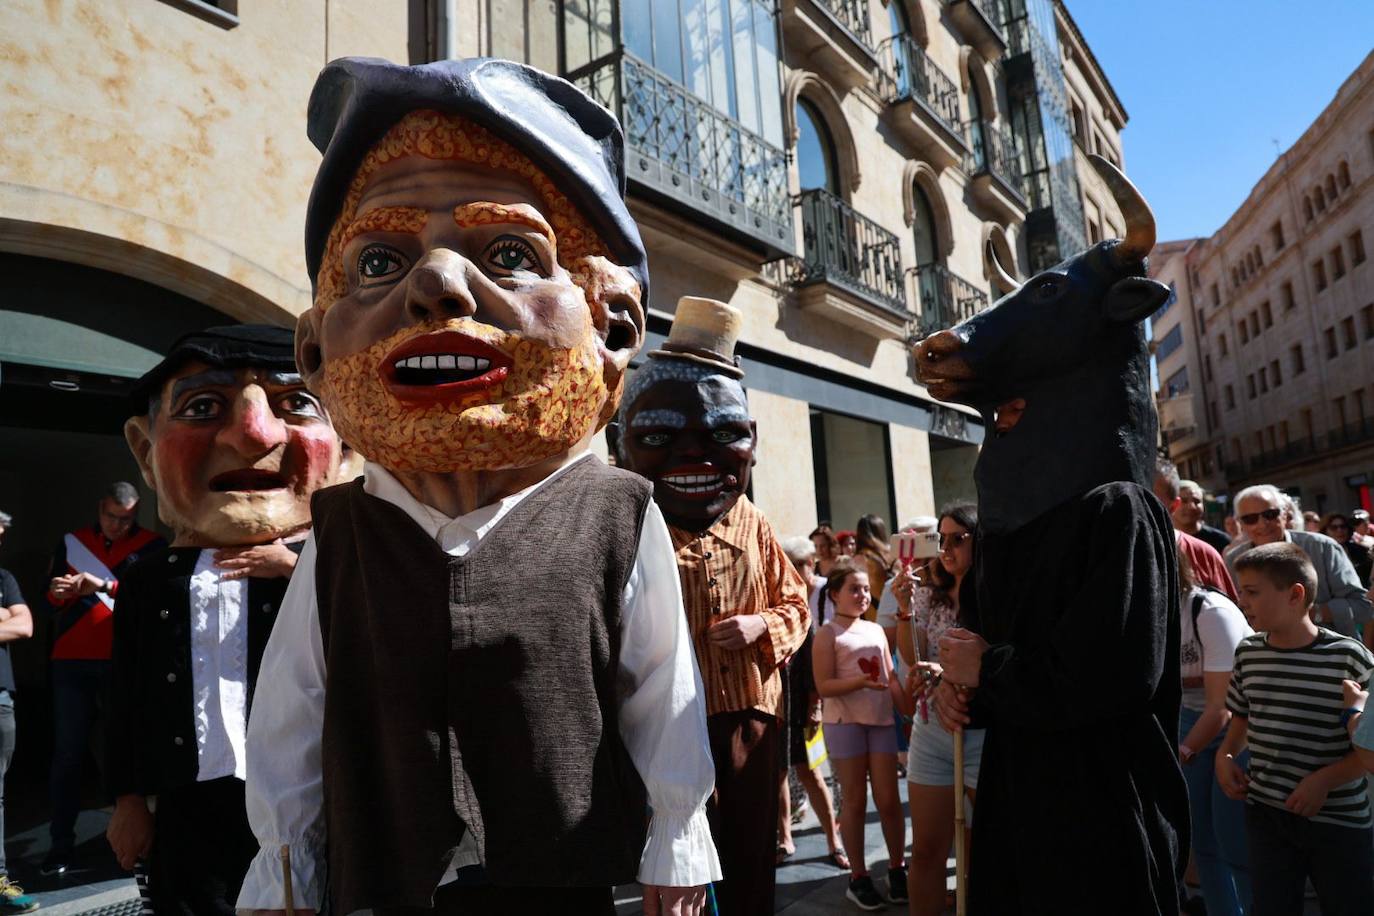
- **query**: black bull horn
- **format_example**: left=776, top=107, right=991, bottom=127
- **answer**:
left=1089, top=153, right=1155, bottom=264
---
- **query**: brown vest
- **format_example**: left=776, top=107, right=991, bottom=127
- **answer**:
left=311, top=459, right=653, bottom=912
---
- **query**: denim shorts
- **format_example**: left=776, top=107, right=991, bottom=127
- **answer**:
left=823, top=722, right=899, bottom=760
left=907, top=714, right=984, bottom=789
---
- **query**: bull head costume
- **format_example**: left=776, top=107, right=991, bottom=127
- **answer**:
left=916, top=155, right=1167, bottom=534
left=914, top=157, right=1189, bottom=915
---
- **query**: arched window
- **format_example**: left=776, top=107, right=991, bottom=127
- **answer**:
left=1315, top=187, right=1326, bottom=212
left=1340, top=161, right=1352, bottom=189
left=795, top=98, right=839, bottom=194
left=967, top=59, right=987, bottom=169
left=1326, top=174, right=1338, bottom=200
left=886, top=2, right=916, bottom=97
left=1304, top=196, right=1314, bottom=222
left=911, top=183, right=941, bottom=268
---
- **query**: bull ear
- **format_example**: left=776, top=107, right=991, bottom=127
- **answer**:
left=1104, top=276, right=1171, bottom=325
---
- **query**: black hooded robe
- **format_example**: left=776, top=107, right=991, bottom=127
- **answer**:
left=963, top=481, right=1188, bottom=915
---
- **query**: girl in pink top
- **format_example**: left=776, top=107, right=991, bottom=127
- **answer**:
left=813, top=561, right=908, bottom=910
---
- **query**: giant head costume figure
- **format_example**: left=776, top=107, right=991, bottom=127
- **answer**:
left=124, top=325, right=357, bottom=547
left=915, top=156, right=1170, bottom=533
left=613, top=297, right=755, bottom=533
left=295, top=58, right=647, bottom=477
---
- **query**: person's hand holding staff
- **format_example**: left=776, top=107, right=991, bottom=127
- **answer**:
left=281, top=845, right=294, bottom=916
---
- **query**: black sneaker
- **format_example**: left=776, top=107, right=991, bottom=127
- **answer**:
left=886, top=864, right=909, bottom=903
left=39, top=847, right=69, bottom=877
left=846, top=875, right=886, bottom=911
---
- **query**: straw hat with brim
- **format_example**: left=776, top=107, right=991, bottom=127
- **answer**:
left=648, top=296, right=744, bottom=378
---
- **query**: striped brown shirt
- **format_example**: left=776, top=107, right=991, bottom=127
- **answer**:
left=670, top=496, right=811, bottom=718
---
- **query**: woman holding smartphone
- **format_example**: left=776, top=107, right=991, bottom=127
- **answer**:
left=813, top=560, right=908, bottom=911
left=892, top=503, right=984, bottom=916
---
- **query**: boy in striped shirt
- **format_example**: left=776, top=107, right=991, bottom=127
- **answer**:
left=1217, top=542, right=1374, bottom=915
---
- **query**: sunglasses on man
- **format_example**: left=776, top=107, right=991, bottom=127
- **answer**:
left=1237, top=508, right=1283, bottom=526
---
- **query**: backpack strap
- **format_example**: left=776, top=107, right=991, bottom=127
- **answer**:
left=1191, top=590, right=1208, bottom=664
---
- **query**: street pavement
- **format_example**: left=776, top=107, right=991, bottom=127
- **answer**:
left=13, top=777, right=1325, bottom=915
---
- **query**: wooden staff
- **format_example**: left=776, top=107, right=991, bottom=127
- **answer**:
left=953, top=727, right=967, bottom=916
left=280, top=844, right=295, bottom=916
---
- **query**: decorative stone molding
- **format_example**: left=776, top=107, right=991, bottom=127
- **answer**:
left=901, top=161, right=955, bottom=261
left=783, top=70, right=863, bottom=193
left=0, top=182, right=305, bottom=324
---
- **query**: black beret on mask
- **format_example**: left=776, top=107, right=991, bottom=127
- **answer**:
left=130, top=324, right=298, bottom=406
left=303, top=56, right=650, bottom=304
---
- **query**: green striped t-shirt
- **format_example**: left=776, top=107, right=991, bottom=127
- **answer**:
left=1226, top=628, right=1374, bottom=828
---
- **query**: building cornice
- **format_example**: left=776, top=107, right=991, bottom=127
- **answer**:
left=1053, top=0, right=1128, bottom=129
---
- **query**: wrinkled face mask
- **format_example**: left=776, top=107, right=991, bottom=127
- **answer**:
left=309, top=110, right=635, bottom=473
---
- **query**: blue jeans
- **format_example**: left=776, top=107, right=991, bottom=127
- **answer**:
left=0, top=692, right=14, bottom=874
left=1180, top=705, right=1251, bottom=916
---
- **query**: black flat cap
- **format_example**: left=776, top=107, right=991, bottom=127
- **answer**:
left=131, top=324, right=297, bottom=404
left=304, top=56, right=649, bottom=303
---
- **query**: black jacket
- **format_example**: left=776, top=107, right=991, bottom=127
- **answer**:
left=106, top=544, right=299, bottom=798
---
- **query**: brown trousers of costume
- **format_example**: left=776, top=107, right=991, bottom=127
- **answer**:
left=374, top=883, right=615, bottom=916
left=707, top=709, right=780, bottom=916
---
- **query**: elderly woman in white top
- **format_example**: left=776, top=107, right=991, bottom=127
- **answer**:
left=1227, top=483, right=1371, bottom=637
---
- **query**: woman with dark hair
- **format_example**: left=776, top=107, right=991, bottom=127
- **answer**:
left=810, top=526, right=843, bottom=578
left=854, top=515, right=894, bottom=621
left=813, top=560, right=907, bottom=910
left=1175, top=548, right=1252, bottom=916
left=1323, top=513, right=1373, bottom=587
left=891, top=503, right=982, bottom=915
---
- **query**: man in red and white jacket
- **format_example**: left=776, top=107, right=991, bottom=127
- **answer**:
left=42, top=482, right=164, bottom=875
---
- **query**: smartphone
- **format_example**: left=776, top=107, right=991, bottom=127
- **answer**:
left=893, top=531, right=939, bottom=564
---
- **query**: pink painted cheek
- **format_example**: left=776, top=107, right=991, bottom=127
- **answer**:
left=151, top=424, right=216, bottom=509
left=284, top=426, right=339, bottom=491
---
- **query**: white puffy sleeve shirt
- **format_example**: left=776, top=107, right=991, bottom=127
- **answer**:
left=236, top=455, right=721, bottom=910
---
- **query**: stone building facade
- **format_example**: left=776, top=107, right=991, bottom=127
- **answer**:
left=1151, top=51, right=1374, bottom=516
left=0, top=0, right=1127, bottom=615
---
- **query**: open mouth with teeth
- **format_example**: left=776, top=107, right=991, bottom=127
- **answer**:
left=383, top=331, right=513, bottom=404
left=209, top=468, right=288, bottom=492
left=659, top=465, right=734, bottom=500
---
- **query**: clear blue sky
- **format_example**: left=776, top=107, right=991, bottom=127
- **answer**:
left=1067, top=2, right=1374, bottom=242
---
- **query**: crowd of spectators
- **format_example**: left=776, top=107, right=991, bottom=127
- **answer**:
left=7, top=461, right=1374, bottom=914
left=774, top=462, right=1374, bottom=915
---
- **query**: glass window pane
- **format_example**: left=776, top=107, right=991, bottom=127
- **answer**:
left=682, top=0, right=710, bottom=100
left=563, top=0, right=597, bottom=72
left=707, top=0, right=736, bottom=118
left=814, top=411, right=895, bottom=536
left=731, top=0, right=759, bottom=135
left=623, top=0, right=653, bottom=62
left=754, top=0, right=783, bottom=148
left=912, top=184, right=938, bottom=265
left=887, top=0, right=908, bottom=40
left=653, top=0, right=684, bottom=82
left=795, top=99, right=836, bottom=193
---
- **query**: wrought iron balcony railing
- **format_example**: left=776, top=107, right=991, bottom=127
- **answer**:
left=815, top=0, right=873, bottom=48
left=1249, top=438, right=1317, bottom=473
left=964, top=118, right=1027, bottom=200
left=909, top=263, right=989, bottom=337
left=941, top=0, right=1008, bottom=54
left=875, top=35, right=962, bottom=133
left=958, top=0, right=1006, bottom=31
left=568, top=52, right=794, bottom=257
left=794, top=188, right=906, bottom=312
left=1329, top=419, right=1374, bottom=450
